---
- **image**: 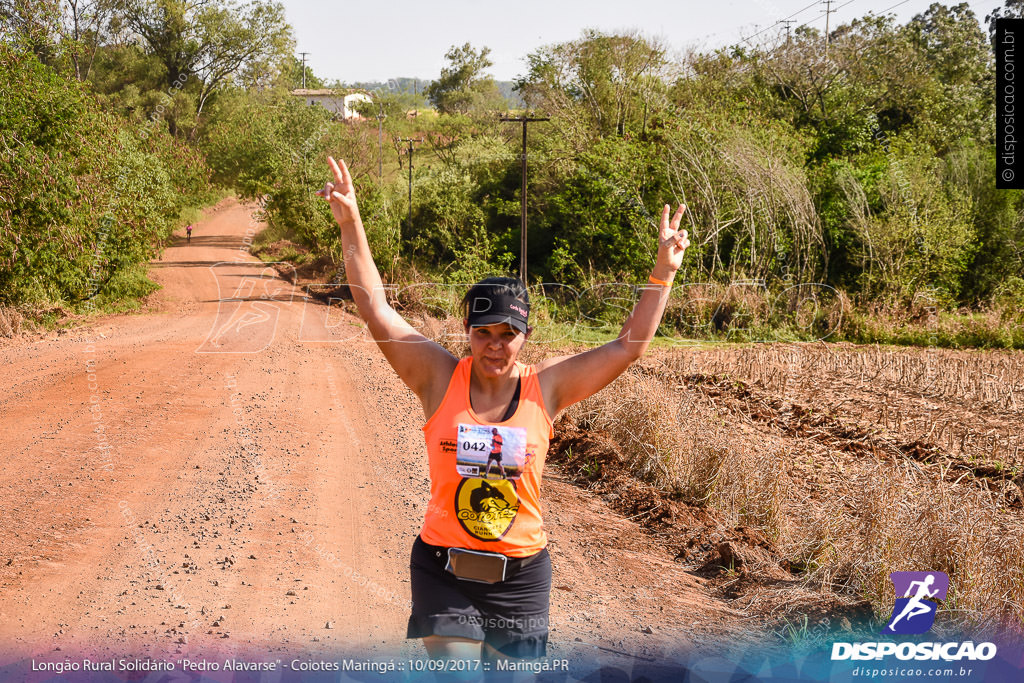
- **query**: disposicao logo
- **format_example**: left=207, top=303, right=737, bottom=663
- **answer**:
left=831, top=570, right=998, bottom=662
left=884, top=571, right=948, bottom=634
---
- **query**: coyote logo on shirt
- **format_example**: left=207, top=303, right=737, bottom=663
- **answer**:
left=470, top=480, right=514, bottom=515
left=455, top=478, right=519, bottom=541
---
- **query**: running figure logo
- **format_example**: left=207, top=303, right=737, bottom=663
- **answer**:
left=883, top=571, right=949, bottom=634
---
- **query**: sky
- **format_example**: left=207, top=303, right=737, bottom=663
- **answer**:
left=282, top=0, right=1004, bottom=85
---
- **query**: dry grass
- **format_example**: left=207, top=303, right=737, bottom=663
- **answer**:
left=571, top=343, right=1024, bottom=631
left=819, top=462, right=1024, bottom=633
left=0, top=305, right=24, bottom=338
left=566, top=369, right=788, bottom=543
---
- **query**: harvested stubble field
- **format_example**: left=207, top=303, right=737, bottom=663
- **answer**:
left=545, top=342, right=1024, bottom=642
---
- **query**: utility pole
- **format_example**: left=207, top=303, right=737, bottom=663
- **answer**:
left=821, top=0, right=835, bottom=58
left=398, top=137, right=422, bottom=226
left=298, top=52, right=310, bottom=88
left=376, top=102, right=386, bottom=179
left=779, top=19, right=795, bottom=43
left=499, top=116, right=549, bottom=283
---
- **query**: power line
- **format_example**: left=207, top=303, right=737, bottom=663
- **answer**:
left=777, top=0, right=826, bottom=27
left=870, top=0, right=912, bottom=16
left=794, top=0, right=857, bottom=33
left=747, top=0, right=915, bottom=48
left=740, top=0, right=918, bottom=54
left=743, top=0, right=823, bottom=44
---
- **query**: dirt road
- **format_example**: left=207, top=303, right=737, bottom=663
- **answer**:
left=0, top=198, right=745, bottom=674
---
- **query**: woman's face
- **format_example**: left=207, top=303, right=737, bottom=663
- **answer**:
left=464, top=321, right=529, bottom=377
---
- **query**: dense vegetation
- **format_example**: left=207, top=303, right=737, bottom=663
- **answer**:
left=0, top=41, right=214, bottom=314
left=2, top=0, right=1021, bottom=346
left=0, top=0, right=290, bottom=318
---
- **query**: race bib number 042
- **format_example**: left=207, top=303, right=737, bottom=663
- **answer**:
left=456, top=424, right=527, bottom=480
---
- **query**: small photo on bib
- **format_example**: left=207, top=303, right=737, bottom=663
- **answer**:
left=456, top=423, right=527, bottom=480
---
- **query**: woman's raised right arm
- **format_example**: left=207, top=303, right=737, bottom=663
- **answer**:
left=318, top=156, right=457, bottom=411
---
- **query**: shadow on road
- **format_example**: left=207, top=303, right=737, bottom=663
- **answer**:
left=165, top=236, right=249, bottom=249
left=150, top=261, right=275, bottom=268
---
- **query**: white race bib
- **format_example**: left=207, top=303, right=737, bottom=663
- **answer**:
left=455, top=423, right=527, bottom=480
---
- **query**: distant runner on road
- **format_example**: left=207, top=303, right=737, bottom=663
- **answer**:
left=317, top=155, right=690, bottom=674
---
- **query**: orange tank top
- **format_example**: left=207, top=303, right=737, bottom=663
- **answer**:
left=420, top=357, right=554, bottom=557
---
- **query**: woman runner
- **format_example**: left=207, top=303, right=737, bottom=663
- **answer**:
left=317, top=156, right=689, bottom=668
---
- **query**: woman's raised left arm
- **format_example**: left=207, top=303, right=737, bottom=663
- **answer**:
left=536, top=203, right=690, bottom=416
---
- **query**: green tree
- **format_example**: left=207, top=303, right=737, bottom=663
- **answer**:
left=736, top=15, right=916, bottom=159
left=0, top=43, right=213, bottom=308
left=986, top=0, right=1024, bottom=44
left=0, top=0, right=62, bottom=64
left=281, top=54, right=324, bottom=90
left=838, top=143, right=977, bottom=304
left=946, top=142, right=1024, bottom=301
left=904, top=2, right=993, bottom=149
left=517, top=30, right=670, bottom=146
left=425, top=43, right=504, bottom=115
left=121, top=0, right=293, bottom=130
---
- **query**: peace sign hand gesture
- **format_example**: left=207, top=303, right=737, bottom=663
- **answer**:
left=657, top=203, right=690, bottom=273
left=316, top=156, right=362, bottom=228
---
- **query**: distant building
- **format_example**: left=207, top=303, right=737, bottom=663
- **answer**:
left=290, top=89, right=373, bottom=120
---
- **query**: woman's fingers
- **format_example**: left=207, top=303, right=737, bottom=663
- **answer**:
left=660, top=203, right=686, bottom=240
left=315, top=179, right=352, bottom=212
left=671, top=204, right=686, bottom=230
left=325, top=156, right=356, bottom=201
left=672, top=230, right=690, bottom=252
left=339, top=158, right=354, bottom=189
left=328, top=156, right=344, bottom=186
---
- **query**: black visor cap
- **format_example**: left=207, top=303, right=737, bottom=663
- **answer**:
left=466, top=293, right=529, bottom=335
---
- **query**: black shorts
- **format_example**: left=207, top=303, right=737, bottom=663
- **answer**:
left=407, top=535, right=551, bottom=659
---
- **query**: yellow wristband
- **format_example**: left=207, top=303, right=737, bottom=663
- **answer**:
left=648, top=275, right=671, bottom=287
